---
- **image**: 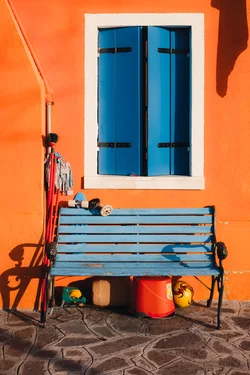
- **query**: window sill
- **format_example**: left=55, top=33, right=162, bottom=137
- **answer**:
left=84, top=176, right=205, bottom=190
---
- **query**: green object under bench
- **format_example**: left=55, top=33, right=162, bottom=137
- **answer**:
left=42, top=206, right=227, bottom=329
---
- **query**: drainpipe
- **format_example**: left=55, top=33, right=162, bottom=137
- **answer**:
left=6, top=0, right=53, bottom=109
left=46, top=102, right=54, bottom=153
left=6, top=0, right=54, bottom=152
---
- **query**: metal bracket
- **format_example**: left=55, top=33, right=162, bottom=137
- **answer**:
left=158, top=48, right=189, bottom=55
left=98, top=142, right=131, bottom=148
left=158, top=142, right=190, bottom=148
left=98, top=47, right=132, bottom=54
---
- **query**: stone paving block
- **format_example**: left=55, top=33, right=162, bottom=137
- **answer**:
left=132, top=356, right=156, bottom=371
left=228, top=371, right=250, bottom=375
left=83, top=307, right=111, bottom=326
left=4, top=337, right=33, bottom=359
left=13, top=326, right=36, bottom=340
left=210, top=339, right=234, bottom=354
left=62, top=347, right=92, bottom=371
left=50, top=359, right=90, bottom=373
left=153, top=332, right=204, bottom=349
left=238, top=339, right=250, bottom=352
left=205, top=354, right=248, bottom=373
left=167, top=347, right=216, bottom=363
left=0, top=359, right=17, bottom=373
left=230, top=316, right=250, bottom=332
left=56, top=320, right=93, bottom=336
left=19, top=360, right=49, bottom=375
left=89, top=336, right=152, bottom=358
left=203, top=367, right=229, bottom=375
left=125, top=368, right=151, bottom=375
left=47, top=308, right=83, bottom=325
left=0, top=328, right=12, bottom=344
left=0, top=310, right=8, bottom=325
left=144, top=349, right=178, bottom=368
left=31, top=348, right=62, bottom=359
left=86, top=356, right=130, bottom=374
left=146, top=315, right=193, bottom=335
left=239, top=302, right=250, bottom=316
left=207, top=330, right=244, bottom=342
left=89, top=325, right=118, bottom=339
left=107, top=314, right=151, bottom=335
left=209, top=301, right=241, bottom=315
left=176, top=302, right=206, bottom=316
left=122, top=349, right=143, bottom=359
left=36, top=326, right=64, bottom=349
left=152, top=359, right=203, bottom=375
left=7, top=312, right=30, bottom=327
left=56, top=337, right=101, bottom=347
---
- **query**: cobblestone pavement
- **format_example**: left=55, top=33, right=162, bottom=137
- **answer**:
left=0, top=301, right=250, bottom=375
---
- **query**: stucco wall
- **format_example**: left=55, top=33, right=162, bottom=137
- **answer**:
left=1, top=0, right=250, bottom=308
left=0, top=0, right=45, bottom=308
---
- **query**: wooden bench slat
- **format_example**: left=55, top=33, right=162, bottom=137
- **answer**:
left=55, top=254, right=213, bottom=262
left=54, top=261, right=215, bottom=269
left=58, top=234, right=213, bottom=244
left=59, top=216, right=213, bottom=225
left=51, top=264, right=220, bottom=277
left=58, top=225, right=212, bottom=235
left=57, top=244, right=213, bottom=253
left=60, top=207, right=213, bottom=216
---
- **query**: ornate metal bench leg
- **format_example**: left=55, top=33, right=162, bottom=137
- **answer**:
left=48, top=276, right=55, bottom=316
left=217, top=274, right=224, bottom=330
left=40, top=273, right=53, bottom=326
left=207, top=275, right=216, bottom=307
left=40, top=281, right=48, bottom=327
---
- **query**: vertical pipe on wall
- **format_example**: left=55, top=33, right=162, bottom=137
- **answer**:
left=46, top=102, right=54, bottom=136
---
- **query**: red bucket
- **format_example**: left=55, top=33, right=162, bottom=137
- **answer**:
left=134, top=276, right=175, bottom=318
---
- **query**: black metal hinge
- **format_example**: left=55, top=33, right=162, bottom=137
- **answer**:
left=158, top=48, right=189, bottom=55
left=98, top=47, right=132, bottom=54
left=158, top=142, right=190, bottom=148
left=98, top=142, right=131, bottom=148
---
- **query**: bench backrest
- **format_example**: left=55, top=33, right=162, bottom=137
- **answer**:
left=56, top=207, right=215, bottom=265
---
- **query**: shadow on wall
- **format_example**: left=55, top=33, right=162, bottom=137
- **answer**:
left=0, top=238, right=43, bottom=310
left=211, top=0, right=248, bottom=97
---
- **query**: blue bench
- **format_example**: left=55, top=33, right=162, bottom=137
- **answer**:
left=42, top=206, right=227, bottom=329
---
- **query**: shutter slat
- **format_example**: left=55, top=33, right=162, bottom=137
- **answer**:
left=147, top=27, right=171, bottom=176
left=170, top=28, right=190, bottom=175
left=98, top=29, right=116, bottom=174
left=98, top=27, right=142, bottom=176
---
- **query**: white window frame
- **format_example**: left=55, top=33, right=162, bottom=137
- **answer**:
left=84, top=13, right=204, bottom=190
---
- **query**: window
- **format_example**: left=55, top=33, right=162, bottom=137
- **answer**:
left=98, top=27, right=190, bottom=177
left=85, top=14, right=204, bottom=189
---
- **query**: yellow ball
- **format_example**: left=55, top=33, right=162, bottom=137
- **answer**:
left=70, top=289, right=82, bottom=299
left=173, top=281, right=194, bottom=308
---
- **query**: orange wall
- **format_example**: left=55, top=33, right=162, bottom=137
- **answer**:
left=0, top=0, right=45, bottom=309
left=1, top=0, right=250, bottom=308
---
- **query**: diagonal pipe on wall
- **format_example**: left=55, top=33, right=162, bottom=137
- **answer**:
left=6, top=0, right=54, bottom=135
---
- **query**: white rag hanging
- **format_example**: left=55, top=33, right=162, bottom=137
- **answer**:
left=45, top=152, right=74, bottom=195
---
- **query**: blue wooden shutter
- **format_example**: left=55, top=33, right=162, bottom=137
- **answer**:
left=170, top=28, right=190, bottom=175
left=98, top=27, right=142, bottom=176
left=147, top=27, right=171, bottom=176
left=147, top=27, right=190, bottom=176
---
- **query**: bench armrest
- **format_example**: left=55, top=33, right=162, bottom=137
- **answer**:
left=46, top=242, right=57, bottom=264
left=216, top=242, right=228, bottom=261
